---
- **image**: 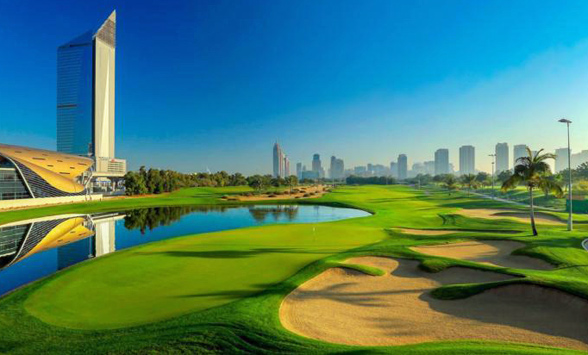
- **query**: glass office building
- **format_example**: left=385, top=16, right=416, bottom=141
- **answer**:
left=56, top=11, right=116, bottom=160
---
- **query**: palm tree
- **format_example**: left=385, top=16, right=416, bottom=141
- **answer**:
left=460, top=174, right=479, bottom=196
left=501, top=148, right=563, bottom=236
left=442, top=175, right=458, bottom=196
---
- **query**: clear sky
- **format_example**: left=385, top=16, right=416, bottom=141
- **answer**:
left=2, top=0, right=588, bottom=174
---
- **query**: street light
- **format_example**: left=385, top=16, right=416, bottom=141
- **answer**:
left=489, top=154, right=496, bottom=199
left=558, top=118, right=573, bottom=231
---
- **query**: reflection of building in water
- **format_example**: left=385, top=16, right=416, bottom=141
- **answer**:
left=248, top=205, right=299, bottom=223
left=0, top=213, right=124, bottom=270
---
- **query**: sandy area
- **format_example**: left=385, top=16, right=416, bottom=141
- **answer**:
left=231, top=185, right=328, bottom=201
left=457, top=209, right=564, bottom=225
left=411, top=240, right=553, bottom=270
left=399, top=228, right=459, bottom=236
left=280, top=257, right=588, bottom=350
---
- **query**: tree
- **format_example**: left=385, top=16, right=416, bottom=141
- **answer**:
left=285, top=175, right=298, bottom=193
left=497, top=170, right=513, bottom=184
left=475, top=172, right=490, bottom=186
left=501, top=148, right=563, bottom=236
left=442, top=175, right=458, bottom=195
left=460, top=174, right=479, bottom=196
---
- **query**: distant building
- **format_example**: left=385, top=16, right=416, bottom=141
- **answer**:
left=434, top=149, right=449, bottom=175
left=296, top=162, right=302, bottom=179
left=301, top=170, right=319, bottom=180
left=555, top=148, right=569, bottom=172
left=459, top=145, right=475, bottom=175
left=389, top=162, right=398, bottom=178
left=423, top=161, right=435, bottom=175
left=513, top=144, right=528, bottom=167
left=354, top=166, right=367, bottom=176
left=572, top=150, right=588, bottom=169
left=397, top=154, right=408, bottom=180
left=330, top=156, right=345, bottom=180
left=283, top=155, right=290, bottom=176
left=273, top=142, right=284, bottom=177
left=312, top=154, right=322, bottom=174
left=495, top=143, right=509, bottom=173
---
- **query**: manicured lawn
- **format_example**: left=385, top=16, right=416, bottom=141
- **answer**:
left=0, top=185, right=587, bottom=354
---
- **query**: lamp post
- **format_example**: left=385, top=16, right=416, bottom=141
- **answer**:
left=489, top=154, right=496, bottom=199
left=558, top=118, right=573, bottom=231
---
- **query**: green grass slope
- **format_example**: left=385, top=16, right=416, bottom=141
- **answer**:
left=0, top=185, right=587, bottom=354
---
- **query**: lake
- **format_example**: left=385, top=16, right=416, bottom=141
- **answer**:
left=0, top=204, right=369, bottom=296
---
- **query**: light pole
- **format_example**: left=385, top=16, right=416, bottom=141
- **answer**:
left=488, top=154, right=496, bottom=199
left=558, top=118, right=573, bottom=231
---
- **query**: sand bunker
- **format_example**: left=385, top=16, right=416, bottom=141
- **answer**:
left=411, top=240, right=553, bottom=270
left=280, top=257, right=588, bottom=350
left=231, top=185, right=328, bottom=202
left=457, top=209, right=564, bottom=225
left=399, top=229, right=459, bottom=236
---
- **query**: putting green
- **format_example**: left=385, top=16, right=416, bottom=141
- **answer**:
left=25, top=222, right=384, bottom=329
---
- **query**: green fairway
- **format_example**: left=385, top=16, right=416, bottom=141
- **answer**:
left=1, top=185, right=588, bottom=354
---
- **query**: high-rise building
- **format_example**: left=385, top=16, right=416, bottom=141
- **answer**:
left=389, top=161, right=398, bottom=178
left=329, top=156, right=344, bottom=180
left=495, top=143, right=509, bottom=173
left=434, top=149, right=449, bottom=175
left=284, top=155, right=290, bottom=176
left=312, top=154, right=322, bottom=173
left=57, top=11, right=126, bottom=182
left=572, top=150, right=588, bottom=169
left=272, top=142, right=284, bottom=177
left=397, top=154, right=408, bottom=180
left=296, top=162, right=302, bottom=179
left=555, top=148, right=570, bottom=172
left=459, top=145, right=475, bottom=175
left=513, top=144, right=528, bottom=166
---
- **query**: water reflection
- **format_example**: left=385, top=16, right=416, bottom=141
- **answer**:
left=0, top=214, right=123, bottom=270
left=248, top=205, right=299, bottom=223
left=0, top=204, right=369, bottom=296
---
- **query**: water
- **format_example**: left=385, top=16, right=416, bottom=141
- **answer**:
left=0, top=205, right=369, bottom=296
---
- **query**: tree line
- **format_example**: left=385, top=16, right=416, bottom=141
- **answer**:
left=124, top=167, right=299, bottom=196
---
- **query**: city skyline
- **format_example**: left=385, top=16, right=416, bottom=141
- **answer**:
left=4, top=1, right=588, bottom=175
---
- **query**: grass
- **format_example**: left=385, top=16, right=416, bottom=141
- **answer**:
left=473, top=186, right=567, bottom=210
left=0, top=185, right=587, bottom=354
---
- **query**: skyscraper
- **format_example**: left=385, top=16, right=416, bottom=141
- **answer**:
left=284, top=155, right=290, bottom=176
left=459, top=145, right=475, bottom=175
left=495, top=143, right=509, bottom=173
left=513, top=144, right=528, bottom=166
left=434, top=149, right=449, bottom=175
left=312, top=154, right=322, bottom=174
left=296, top=162, right=302, bottom=179
left=397, top=154, right=408, bottom=180
left=390, top=161, right=398, bottom=178
left=56, top=11, right=126, bottom=183
left=273, top=142, right=284, bottom=177
left=329, top=156, right=345, bottom=180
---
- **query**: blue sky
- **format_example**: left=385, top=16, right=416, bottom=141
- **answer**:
left=2, top=0, right=588, bottom=174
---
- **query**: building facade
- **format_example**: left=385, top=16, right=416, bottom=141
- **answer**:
left=329, top=156, right=345, bottom=180
left=0, top=144, right=93, bottom=201
left=434, top=149, right=449, bottom=175
left=312, top=154, right=322, bottom=174
left=513, top=144, right=528, bottom=167
left=459, top=145, right=475, bottom=175
left=273, top=142, right=284, bottom=177
left=397, top=154, right=408, bottom=180
left=495, top=143, right=509, bottom=173
left=57, top=11, right=126, bottom=187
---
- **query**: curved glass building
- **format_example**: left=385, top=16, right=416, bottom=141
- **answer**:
left=0, top=143, right=93, bottom=200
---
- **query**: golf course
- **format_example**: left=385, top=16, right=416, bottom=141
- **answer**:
left=1, top=184, right=588, bottom=354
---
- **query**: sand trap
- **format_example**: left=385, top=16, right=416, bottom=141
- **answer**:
left=457, top=209, right=564, bottom=225
left=399, top=228, right=459, bottom=236
left=280, top=257, right=588, bottom=350
left=411, top=240, right=553, bottom=270
left=232, top=185, right=328, bottom=201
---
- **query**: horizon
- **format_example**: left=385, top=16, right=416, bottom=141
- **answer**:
left=2, top=0, right=588, bottom=175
